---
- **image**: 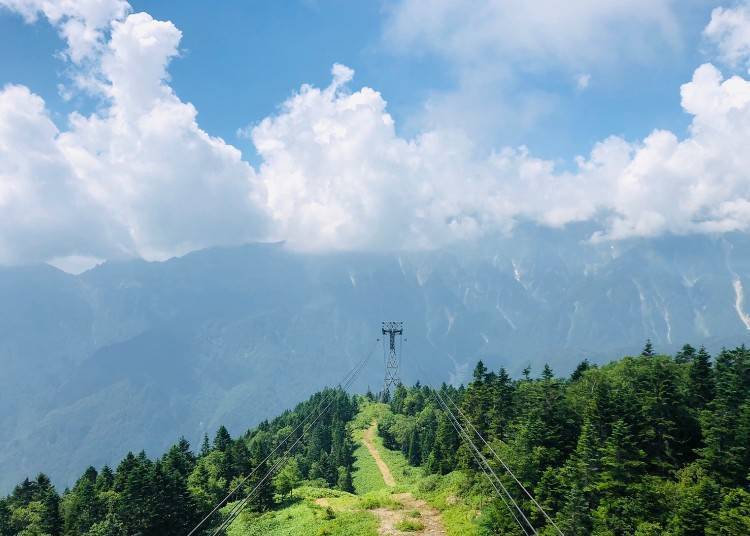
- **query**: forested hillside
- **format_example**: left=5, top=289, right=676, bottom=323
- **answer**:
left=379, top=343, right=750, bottom=534
left=0, top=389, right=357, bottom=536
left=3, top=343, right=750, bottom=535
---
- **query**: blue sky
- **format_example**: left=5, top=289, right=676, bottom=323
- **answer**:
left=0, top=1, right=721, bottom=162
left=1, top=0, right=750, bottom=270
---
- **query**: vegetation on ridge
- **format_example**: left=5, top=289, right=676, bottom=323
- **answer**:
left=3, top=342, right=750, bottom=535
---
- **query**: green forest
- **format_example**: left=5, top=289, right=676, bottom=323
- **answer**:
left=3, top=343, right=750, bottom=535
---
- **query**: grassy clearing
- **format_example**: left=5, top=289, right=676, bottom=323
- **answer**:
left=350, top=401, right=391, bottom=430
left=354, top=400, right=483, bottom=536
left=413, top=471, right=482, bottom=536
left=352, top=427, right=388, bottom=495
left=228, top=400, right=484, bottom=536
left=225, top=487, right=378, bottom=536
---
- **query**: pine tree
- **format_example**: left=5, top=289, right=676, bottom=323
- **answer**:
left=462, top=361, right=492, bottom=439
left=542, top=363, right=554, bottom=381
left=213, top=426, right=232, bottom=452
left=489, top=367, right=515, bottom=440
left=597, top=420, right=645, bottom=498
left=641, top=339, right=655, bottom=357
left=522, top=365, right=532, bottom=380
left=571, top=414, right=601, bottom=497
left=95, top=466, right=114, bottom=493
left=200, top=433, right=211, bottom=457
left=570, top=359, right=592, bottom=381
left=407, top=427, right=421, bottom=466
left=113, top=451, right=158, bottom=535
left=62, top=467, right=101, bottom=536
left=337, top=466, right=353, bottom=493
left=0, top=498, right=11, bottom=536
left=689, top=346, right=714, bottom=408
left=34, top=473, right=61, bottom=536
left=675, top=343, right=696, bottom=363
left=245, top=461, right=275, bottom=512
left=698, top=346, right=750, bottom=486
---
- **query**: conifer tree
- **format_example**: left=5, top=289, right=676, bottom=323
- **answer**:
left=689, top=346, right=714, bottom=408
left=407, top=427, right=421, bottom=466
left=570, top=359, right=591, bottom=381
left=213, top=426, right=232, bottom=452
left=200, top=433, right=211, bottom=457
left=641, top=339, right=655, bottom=357
left=337, top=466, right=354, bottom=493
left=62, top=468, right=100, bottom=536
left=675, top=343, right=696, bottom=363
left=0, top=498, right=11, bottom=536
left=597, top=420, right=645, bottom=498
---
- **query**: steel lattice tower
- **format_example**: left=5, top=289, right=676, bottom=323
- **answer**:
left=382, top=321, right=404, bottom=392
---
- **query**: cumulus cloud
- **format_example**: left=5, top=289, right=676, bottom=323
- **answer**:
left=0, top=2, right=268, bottom=264
left=252, top=60, right=750, bottom=248
left=705, top=1, right=750, bottom=73
left=2, top=1, right=750, bottom=265
left=0, top=84, right=124, bottom=264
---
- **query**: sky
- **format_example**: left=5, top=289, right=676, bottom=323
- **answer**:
left=1, top=0, right=750, bottom=272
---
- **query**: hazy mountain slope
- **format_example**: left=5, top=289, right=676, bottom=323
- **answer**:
left=2, top=232, right=750, bottom=491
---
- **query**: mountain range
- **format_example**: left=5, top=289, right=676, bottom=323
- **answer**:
left=2, top=226, right=750, bottom=492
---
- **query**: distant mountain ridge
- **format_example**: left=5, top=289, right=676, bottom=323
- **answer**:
left=2, top=228, right=750, bottom=492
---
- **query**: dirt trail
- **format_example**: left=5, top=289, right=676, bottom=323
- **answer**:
left=363, top=422, right=396, bottom=487
left=363, top=422, right=446, bottom=535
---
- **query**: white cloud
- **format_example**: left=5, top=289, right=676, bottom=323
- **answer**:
left=0, top=4, right=268, bottom=264
left=0, top=0, right=130, bottom=63
left=575, top=73, right=591, bottom=90
left=0, top=84, right=125, bottom=264
left=2, top=1, right=750, bottom=265
left=384, top=0, right=682, bottom=68
left=705, top=1, right=750, bottom=72
left=252, top=60, right=750, bottom=248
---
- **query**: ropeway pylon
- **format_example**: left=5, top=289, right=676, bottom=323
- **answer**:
left=382, top=321, right=404, bottom=391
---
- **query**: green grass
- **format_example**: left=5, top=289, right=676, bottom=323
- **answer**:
left=395, top=518, right=425, bottom=531
left=227, top=400, right=484, bottom=536
left=358, top=490, right=402, bottom=510
left=225, top=487, right=378, bottom=536
left=413, top=471, right=482, bottom=536
left=352, top=428, right=388, bottom=495
left=365, top=428, right=419, bottom=490
left=353, top=401, right=483, bottom=536
left=350, top=401, right=391, bottom=430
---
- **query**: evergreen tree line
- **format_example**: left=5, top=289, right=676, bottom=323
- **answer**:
left=0, top=388, right=358, bottom=536
left=377, top=343, right=750, bottom=535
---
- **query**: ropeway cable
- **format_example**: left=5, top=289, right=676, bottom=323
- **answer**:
left=403, top=341, right=539, bottom=535
left=185, top=340, right=378, bottom=536
left=210, top=348, right=374, bottom=535
left=432, top=389, right=534, bottom=535
left=431, top=388, right=537, bottom=535
left=440, top=391, right=565, bottom=535
left=431, top=390, right=532, bottom=536
left=209, top=351, right=372, bottom=535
